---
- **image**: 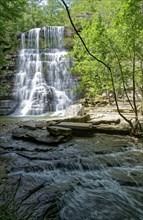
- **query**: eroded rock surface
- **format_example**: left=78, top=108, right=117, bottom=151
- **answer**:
left=0, top=121, right=143, bottom=220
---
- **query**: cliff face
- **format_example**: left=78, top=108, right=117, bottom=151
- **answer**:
left=0, top=52, right=18, bottom=116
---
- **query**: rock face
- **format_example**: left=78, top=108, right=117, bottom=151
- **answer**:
left=0, top=98, right=16, bottom=115
left=0, top=53, right=18, bottom=115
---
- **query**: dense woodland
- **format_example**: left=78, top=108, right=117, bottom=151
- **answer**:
left=0, top=0, right=143, bottom=134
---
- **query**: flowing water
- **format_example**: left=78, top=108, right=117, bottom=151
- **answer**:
left=13, top=27, right=76, bottom=116
left=1, top=132, right=143, bottom=220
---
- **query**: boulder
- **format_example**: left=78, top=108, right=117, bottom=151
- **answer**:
left=63, top=114, right=90, bottom=123
left=47, top=126, right=72, bottom=136
left=64, top=104, right=85, bottom=118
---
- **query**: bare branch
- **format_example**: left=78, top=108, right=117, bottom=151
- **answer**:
left=61, top=0, right=111, bottom=71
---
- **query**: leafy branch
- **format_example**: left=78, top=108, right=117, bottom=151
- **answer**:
left=61, top=0, right=139, bottom=134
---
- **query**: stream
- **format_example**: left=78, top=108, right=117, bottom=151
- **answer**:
left=0, top=126, right=143, bottom=220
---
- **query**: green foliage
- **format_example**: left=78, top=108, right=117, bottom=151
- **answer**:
left=0, top=85, right=11, bottom=96
left=19, top=0, right=70, bottom=32
left=71, top=0, right=98, bottom=15
left=0, top=0, right=70, bottom=69
left=70, top=0, right=143, bottom=99
left=0, top=0, right=28, bottom=68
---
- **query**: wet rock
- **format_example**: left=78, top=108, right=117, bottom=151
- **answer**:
left=109, top=168, right=143, bottom=186
left=12, top=127, right=71, bottom=144
left=47, top=126, right=72, bottom=136
left=0, top=161, right=11, bottom=193
left=0, top=130, right=143, bottom=220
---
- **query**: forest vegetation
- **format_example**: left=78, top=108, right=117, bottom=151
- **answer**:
left=0, top=0, right=143, bottom=134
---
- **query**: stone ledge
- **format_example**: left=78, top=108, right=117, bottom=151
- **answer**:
left=57, top=122, right=93, bottom=130
left=47, top=126, right=72, bottom=136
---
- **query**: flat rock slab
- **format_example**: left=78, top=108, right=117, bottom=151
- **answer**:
left=47, top=126, right=72, bottom=136
left=57, top=122, right=93, bottom=130
left=93, top=123, right=130, bottom=134
left=89, top=118, right=120, bottom=125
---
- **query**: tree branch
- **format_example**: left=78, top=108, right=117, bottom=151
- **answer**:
left=61, top=0, right=111, bottom=71
left=61, top=0, right=135, bottom=133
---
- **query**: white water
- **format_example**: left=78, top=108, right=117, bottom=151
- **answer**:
left=14, top=27, right=76, bottom=116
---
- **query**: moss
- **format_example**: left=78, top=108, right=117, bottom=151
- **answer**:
left=0, top=86, right=11, bottom=97
left=64, top=37, right=74, bottom=50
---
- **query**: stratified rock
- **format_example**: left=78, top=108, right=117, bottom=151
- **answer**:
left=0, top=99, right=16, bottom=115
left=12, top=127, right=71, bottom=144
left=47, top=126, right=72, bottom=136
left=64, top=104, right=85, bottom=118
left=57, top=122, right=93, bottom=130
left=55, top=122, right=94, bottom=136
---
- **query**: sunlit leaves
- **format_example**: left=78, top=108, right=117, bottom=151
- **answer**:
left=69, top=0, right=143, bottom=99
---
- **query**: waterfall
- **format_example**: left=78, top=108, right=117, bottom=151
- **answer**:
left=13, top=26, right=76, bottom=116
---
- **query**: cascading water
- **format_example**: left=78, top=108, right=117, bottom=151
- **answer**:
left=13, top=26, right=76, bottom=116
left=2, top=134, right=143, bottom=220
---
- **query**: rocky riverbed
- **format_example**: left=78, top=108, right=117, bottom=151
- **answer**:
left=0, top=115, right=143, bottom=220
